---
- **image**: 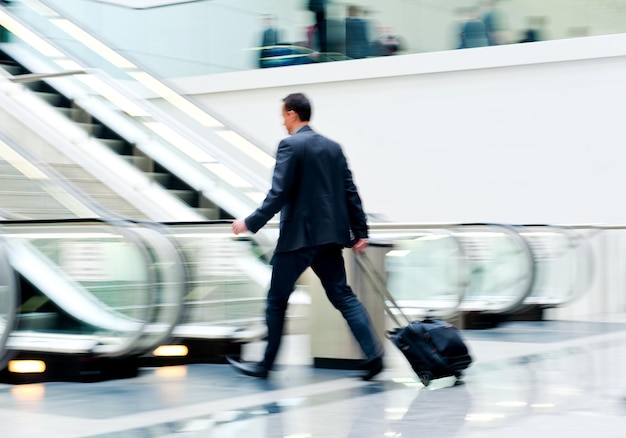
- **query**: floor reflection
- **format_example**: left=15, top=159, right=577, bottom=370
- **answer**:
left=2, top=320, right=626, bottom=438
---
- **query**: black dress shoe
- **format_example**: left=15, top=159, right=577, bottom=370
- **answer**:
left=226, top=356, right=269, bottom=378
left=361, top=356, right=383, bottom=381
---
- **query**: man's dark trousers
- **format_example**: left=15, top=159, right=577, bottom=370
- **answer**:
left=260, top=243, right=383, bottom=370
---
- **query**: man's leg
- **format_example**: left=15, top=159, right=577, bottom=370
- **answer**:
left=261, top=248, right=314, bottom=370
left=311, top=245, right=384, bottom=363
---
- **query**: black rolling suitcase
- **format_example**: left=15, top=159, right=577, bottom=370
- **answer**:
left=386, top=318, right=473, bottom=386
left=356, top=253, right=473, bottom=386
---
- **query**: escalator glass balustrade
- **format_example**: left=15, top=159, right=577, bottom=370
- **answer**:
left=1, top=219, right=184, bottom=357
left=451, top=225, right=534, bottom=314
left=369, top=229, right=467, bottom=320
left=517, top=226, right=594, bottom=309
left=165, top=222, right=269, bottom=344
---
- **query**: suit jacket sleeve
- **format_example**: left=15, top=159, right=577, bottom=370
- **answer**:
left=344, top=161, right=368, bottom=240
left=245, top=139, right=297, bottom=233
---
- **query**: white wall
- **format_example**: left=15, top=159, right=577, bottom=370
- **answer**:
left=170, top=33, right=626, bottom=225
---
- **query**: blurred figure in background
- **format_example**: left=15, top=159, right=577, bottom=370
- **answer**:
left=370, top=25, right=404, bottom=56
left=259, top=14, right=280, bottom=68
left=481, top=0, right=507, bottom=45
left=518, top=15, right=548, bottom=43
left=518, top=29, right=539, bottom=43
left=308, top=0, right=328, bottom=53
left=457, top=7, right=488, bottom=49
left=345, top=5, right=371, bottom=59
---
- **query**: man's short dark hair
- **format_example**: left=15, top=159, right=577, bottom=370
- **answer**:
left=283, top=93, right=311, bottom=121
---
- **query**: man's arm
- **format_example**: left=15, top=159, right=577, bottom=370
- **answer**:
left=343, top=159, right=368, bottom=241
left=236, top=139, right=297, bottom=234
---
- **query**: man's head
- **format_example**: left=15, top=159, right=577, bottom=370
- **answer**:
left=282, top=93, right=311, bottom=134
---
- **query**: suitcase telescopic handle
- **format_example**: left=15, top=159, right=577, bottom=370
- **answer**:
left=354, top=252, right=411, bottom=328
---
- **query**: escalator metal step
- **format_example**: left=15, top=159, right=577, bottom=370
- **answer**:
left=0, top=64, right=22, bottom=75
left=168, top=189, right=198, bottom=205
left=74, top=122, right=104, bottom=137
left=120, top=155, right=150, bottom=171
left=194, top=207, right=218, bottom=219
left=146, top=172, right=170, bottom=185
left=99, top=138, right=127, bottom=153
left=33, top=91, right=64, bottom=107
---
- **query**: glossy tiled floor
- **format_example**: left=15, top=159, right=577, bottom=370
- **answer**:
left=1, top=315, right=626, bottom=438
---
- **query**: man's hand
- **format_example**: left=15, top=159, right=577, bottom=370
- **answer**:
left=352, top=238, right=368, bottom=254
left=232, top=219, right=249, bottom=235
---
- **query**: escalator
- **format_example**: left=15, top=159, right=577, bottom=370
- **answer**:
left=0, top=218, right=186, bottom=382
left=0, top=49, right=223, bottom=219
left=0, top=218, right=269, bottom=382
left=0, top=220, right=185, bottom=382
left=0, top=49, right=220, bottom=221
left=514, top=225, right=593, bottom=316
left=0, top=4, right=272, bottom=226
left=0, top=130, right=140, bottom=219
left=141, top=221, right=268, bottom=366
left=364, top=223, right=592, bottom=329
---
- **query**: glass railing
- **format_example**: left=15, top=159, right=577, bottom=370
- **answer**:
left=517, top=225, right=594, bottom=309
left=452, top=224, right=535, bottom=313
left=366, top=227, right=467, bottom=319
left=161, top=221, right=269, bottom=342
left=365, top=224, right=535, bottom=317
left=10, top=0, right=625, bottom=79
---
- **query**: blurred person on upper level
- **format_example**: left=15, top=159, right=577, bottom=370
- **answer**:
left=481, top=0, right=507, bottom=45
left=370, top=25, right=404, bottom=56
left=457, top=7, right=489, bottom=49
left=518, top=16, right=548, bottom=43
left=345, top=5, right=371, bottom=59
left=518, top=29, right=540, bottom=43
left=259, top=14, right=280, bottom=68
left=308, top=0, right=328, bottom=53
left=228, top=92, right=384, bottom=381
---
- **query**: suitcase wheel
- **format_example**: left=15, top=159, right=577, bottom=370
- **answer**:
left=418, top=372, right=431, bottom=387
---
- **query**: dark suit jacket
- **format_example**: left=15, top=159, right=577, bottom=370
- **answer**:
left=245, top=125, right=368, bottom=253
